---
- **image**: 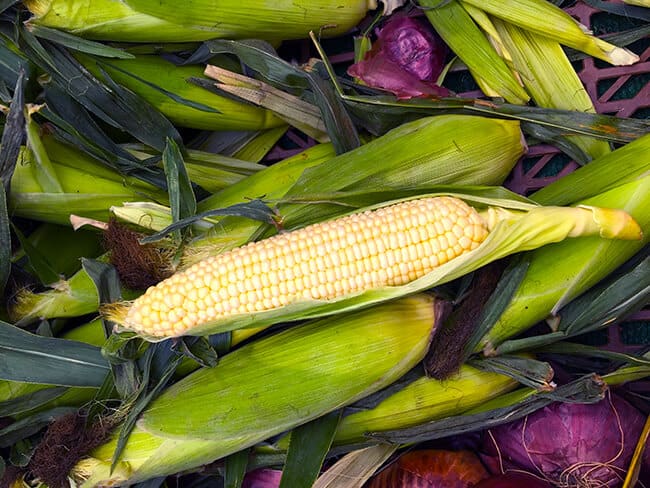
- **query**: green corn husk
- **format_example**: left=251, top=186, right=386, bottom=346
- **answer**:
left=25, top=0, right=373, bottom=43
left=266, top=363, right=518, bottom=449
left=9, top=140, right=168, bottom=225
left=419, top=0, right=529, bottom=104
left=71, top=295, right=437, bottom=486
left=77, top=54, right=284, bottom=131
left=478, top=174, right=650, bottom=353
left=491, top=18, right=611, bottom=161
left=114, top=190, right=641, bottom=340
left=184, top=115, right=526, bottom=263
left=460, top=0, right=638, bottom=65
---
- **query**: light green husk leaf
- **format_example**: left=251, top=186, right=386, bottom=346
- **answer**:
left=73, top=295, right=436, bottom=486
left=479, top=175, right=650, bottom=352
left=460, top=0, right=639, bottom=65
left=491, top=17, right=611, bottom=161
left=25, top=0, right=374, bottom=42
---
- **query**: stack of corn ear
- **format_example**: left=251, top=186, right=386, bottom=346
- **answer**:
left=104, top=193, right=641, bottom=339
left=24, top=0, right=374, bottom=43
left=477, top=135, right=650, bottom=353
left=11, top=114, right=526, bottom=323
left=75, top=53, right=285, bottom=132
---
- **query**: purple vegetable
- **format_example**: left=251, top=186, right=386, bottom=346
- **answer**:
left=474, top=472, right=553, bottom=487
left=347, top=16, right=450, bottom=99
left=481, top=393, right=646, bottom=487
left=242, top=468, right=282, bottom=488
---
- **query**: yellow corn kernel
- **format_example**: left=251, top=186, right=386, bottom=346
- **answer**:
left=111, top=197, right=488, bottom=337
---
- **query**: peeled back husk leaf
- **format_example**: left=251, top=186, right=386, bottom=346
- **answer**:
left=71, top=295, right=437, bottom=486
left=479, top=174, right=650, bottom=352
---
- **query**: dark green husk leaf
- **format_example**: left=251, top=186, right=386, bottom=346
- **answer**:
left=10, top=438, right=34, bottom=468
left=0, top=407, right=77, bottom=448
left=140, top=199, right=280, bottom=244
left=28, top=25, right=135, bottom=59
left=224, top=449, right=249, bottom=488
left=111, top=342, right=184, bottom=470
left=582, top=0, right=650, bottom=21
left=162, top=137, right=196, bottom=242
left=0, top=68, right=24, bottom=188
left=10, top=224, right=60, bottom=286
left=368, top=374, right=606, bottom=444
left=177, top=337, right=219, bottom=369
left=19, top=30, right=181, bottom=153
left=0, top=1, right=18, bottom=15
left=0, top=185, right=10, bottom=297
left=494, top=246, right=650, bottom=355
left=0, top=386, right=67, bottom=417
left=279, top=410, right=341, bottom=488
left=470, top=356, right=554, bottom=391
left=0, top=320, right=108, bottom=386
left=539, top=342, right=650, bottom=368
left=461, top=254, right=530, bottom=359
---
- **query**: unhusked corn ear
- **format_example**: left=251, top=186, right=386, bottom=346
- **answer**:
left=110, top=197, right=488, bottom=337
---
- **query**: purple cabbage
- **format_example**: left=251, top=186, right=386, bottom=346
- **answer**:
left=347, top=16, right=450, bottom=99
left=481, top=393, right=647, bottom=487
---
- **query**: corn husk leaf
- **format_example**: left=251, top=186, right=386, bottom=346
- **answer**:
left=418, top=0, right=529, bottom=103
left=78, top=53, right=284, bottom=131
left=74, top=295, right=436, bottom=486
left=313, top=444, right=398, bottom=488
left=491, top=18, right=611, bottom=162
left=479, top=175, right=650, bottom=352
left=368, top=374, right=606, bottom=444
left=0, top=185, right=10, bottom=297
left=123, top=190, right=641, bottom=340
left=531, top=132, right=650, bottom=206
left=280, top=411, right=341, bottom=488
left=19, top=30, right=182, bottom=154
left=582, top=0, right=650, bottom=21
left=0, top=320, right=108, bottom=387
left=461, top=0, right=639, bottom=65
left=494, top=247, right=650, bottom=355
left=28, top=24, right=134, bottom=59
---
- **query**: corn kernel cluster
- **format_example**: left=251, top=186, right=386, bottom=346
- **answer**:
left=122, top=196, right=488, bottom=336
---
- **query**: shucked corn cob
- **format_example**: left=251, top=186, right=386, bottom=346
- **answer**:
left=107, top=195, right=642, bottom=339
left=108, top=197, right=488, bottom=337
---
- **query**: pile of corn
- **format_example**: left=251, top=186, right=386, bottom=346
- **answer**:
left=1, top=1, right=648, bottom=487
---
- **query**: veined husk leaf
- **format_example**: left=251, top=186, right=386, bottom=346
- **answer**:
left=272, top=363, right=518, bottom=447
left=478, top=175, right=650, bottom=352
left=77, top=53, right=283, bottom=131
left=73, top=295, right=436, bottom=486
left=25, top=0, right=373, bottom=42
left=186, top=115, right=525, bottom=262
left=460, top=0, right=638, bottom=65
left=418, top=0, right=529, bottom=104
left=530, top=132, right=650, bottom=206
left=118, top=191, right=641, bottom=340
left=491, top=18, right=611, bottom=162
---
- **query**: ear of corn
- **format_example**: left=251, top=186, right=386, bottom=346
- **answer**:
left=186, top=115, right=526, bottom=263
left=25, top=0, right=374, bottom=43
left=478, top=174, right=650, bottom=353
left=76, top=54, right=284, bottom=132
left=73, top=295, right=437, bottom=486
left=107, top=193, right=641, bottom=339
left=418, top=0, right=529, bottom=104
left=459, top=0, right=639, bottom=65
left=490, top=17, right=611, bottom=161
left=266, top=363, right=518, bottom=449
